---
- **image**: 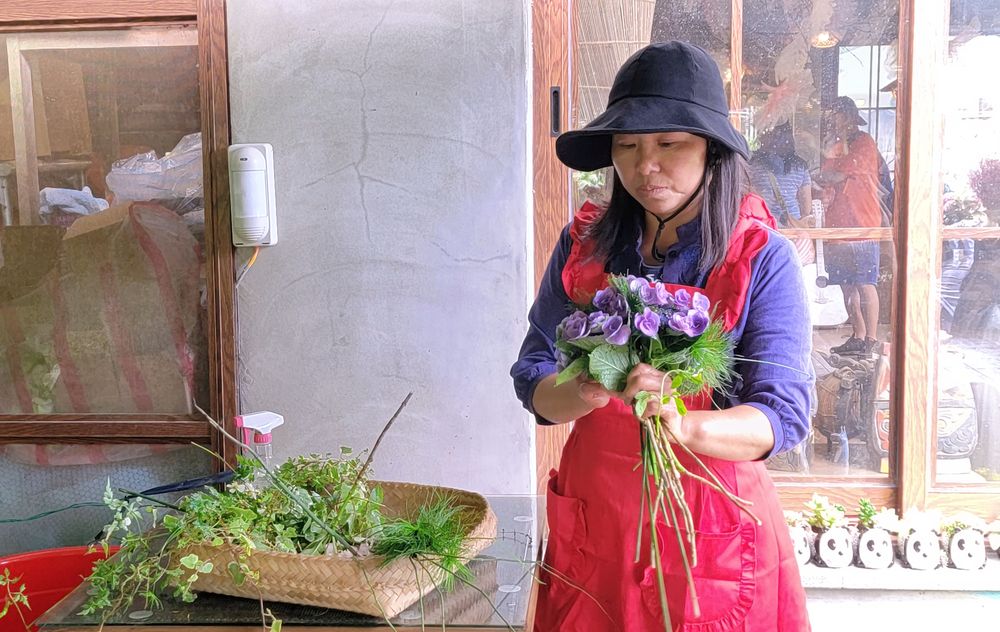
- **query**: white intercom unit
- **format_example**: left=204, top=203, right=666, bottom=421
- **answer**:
left=229, top=143, right=277, bottom=246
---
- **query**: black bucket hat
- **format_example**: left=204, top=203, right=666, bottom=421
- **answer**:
left=829, top=95, right=867, bottom=127
left=555, top=41, right=750, bottom=172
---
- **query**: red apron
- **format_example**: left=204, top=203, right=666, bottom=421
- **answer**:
left=536, top=195, right=810, bottom=631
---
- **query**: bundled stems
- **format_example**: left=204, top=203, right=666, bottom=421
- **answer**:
left=635, top=376, right=761, bottom=628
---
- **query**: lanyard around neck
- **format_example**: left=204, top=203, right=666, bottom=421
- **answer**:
left=643, top=178, right=705, bottom=263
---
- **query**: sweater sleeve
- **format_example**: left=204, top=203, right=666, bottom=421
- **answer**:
left=510, top=225, right=576, bottom=425
left=734, top=233, right=815, bottom=458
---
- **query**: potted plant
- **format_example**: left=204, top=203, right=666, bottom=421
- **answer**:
left=941, top=513, right=988, bottom=570
left=854, top=498, right=898, bottom=569
left=804, top=494, right=854, bottom=568
left=897, top=509, right=944, bottom=570
left=784, top=510, right=813, bottom=567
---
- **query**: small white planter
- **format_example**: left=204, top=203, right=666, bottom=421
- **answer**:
left=855, top=527, right=895, bottom=569
left=813, top=526, right=855, bottom=568
left=788, top=525, right=814, bottom=567
left=899, top=528, right=942, bottom=570
left=947, top=528, right=987, bottom=570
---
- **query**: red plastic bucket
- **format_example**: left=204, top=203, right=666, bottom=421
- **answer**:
left=0, top=546, right=117, bottom=632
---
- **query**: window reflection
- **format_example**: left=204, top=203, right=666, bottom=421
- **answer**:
left=570, top=1, right=901, bottom=477
left=0, top=28, right=206, bottom=416
left=937, top=2, right=1000, bottom=485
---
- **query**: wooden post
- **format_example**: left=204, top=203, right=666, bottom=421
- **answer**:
left=7, top=36, right=40, bottom=225
left=729, top=0, right=743, bottom=130
left=198, top=0, right=239, bottom=469
left=894, top=0, right=949, bottom=514
left=532, top=0, right=572, bottom=497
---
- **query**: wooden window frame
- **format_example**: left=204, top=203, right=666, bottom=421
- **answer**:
left=532, top=0, right=1000, bottom=516
left=0, top=0, right=238, bottom=466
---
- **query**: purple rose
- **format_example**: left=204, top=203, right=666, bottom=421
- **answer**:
left=692, top=291, right=710, bottom=313
left=634, top=307, right=660, bottom=338
left=608, top=293, right=629, bottom=317
left=668, top=312, right=690, bottom=336
left=655, top=284, right=674, bottom=307
left=674, top=288, right=691, bottom=310
left=558, top=310, right=589, bottom=341
left=602, top=314, right=630, bottom=345
left=688, top=309, right=709, bottom=336
left=629, top=277, right=647, bottom=293
left=593, top=287, right=617, bottom=312
left=588, top=311, right=608, bottom=333
left=638, top=282, right=659, bottom=305
left=668, top=309, right=710, bottom=337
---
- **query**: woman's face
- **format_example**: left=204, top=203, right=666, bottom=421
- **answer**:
left=611, top=131, right=708, bottom=218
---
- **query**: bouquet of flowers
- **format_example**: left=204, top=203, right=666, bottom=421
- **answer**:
left=554, top=274, right=733, bottom=407
left=554, top=273, right=758, bottom=628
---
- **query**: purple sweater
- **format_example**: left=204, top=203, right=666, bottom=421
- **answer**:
left=510, top=214, right=814, bottom=459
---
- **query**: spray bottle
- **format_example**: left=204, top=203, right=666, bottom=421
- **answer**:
left=234, top=411, right=284, bottom=487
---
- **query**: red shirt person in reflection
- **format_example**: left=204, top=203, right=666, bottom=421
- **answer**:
left=816, top=96, right=883, bottom=357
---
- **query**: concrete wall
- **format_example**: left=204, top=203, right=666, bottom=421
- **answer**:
left=226, top=0, right=534, bottom=494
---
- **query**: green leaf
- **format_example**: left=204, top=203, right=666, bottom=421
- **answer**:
left=198, top=561, right=214, bottom=574
left=565, top=335, right=606, bottom=352
left=674, top=397, right=688, bottom=416
left=179, top=554, right=200, bottom=570
left=589, top=344, right=632, bottom=391
left=271, top=620, right=283, bottom=632
left=555, top=357, right=588, bottom=386
left=633, top=391, right=651, bottom=418
left=228, top=562, right=247, bottom=586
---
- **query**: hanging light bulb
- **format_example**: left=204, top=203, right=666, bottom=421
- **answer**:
left=811, top=31, right=840, bottom=49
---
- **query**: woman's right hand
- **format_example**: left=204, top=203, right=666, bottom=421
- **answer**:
left=577, top=376, right=614, bottom=409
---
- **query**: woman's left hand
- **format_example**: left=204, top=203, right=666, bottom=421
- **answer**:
left=619, top=363, right=690, bottom=443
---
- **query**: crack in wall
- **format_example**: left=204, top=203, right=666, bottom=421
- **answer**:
left=430, top=239, right=510, bottom=264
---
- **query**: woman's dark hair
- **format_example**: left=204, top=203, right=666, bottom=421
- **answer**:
left=584, top=140, right=749, bottom=274
left=757, top=122, right=808, bottom=174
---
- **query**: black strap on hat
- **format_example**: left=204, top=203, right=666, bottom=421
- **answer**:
left=643, top=176, right=706, bottom=263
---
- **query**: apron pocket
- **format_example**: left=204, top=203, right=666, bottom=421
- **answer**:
left=543, top=469, right=588, bottom=580
left=641, top=521, right=757, bottom=631
left=537, top=470, right=597, bottom=629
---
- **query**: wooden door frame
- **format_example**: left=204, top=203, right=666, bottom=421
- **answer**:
left=531, top=0, right=573, bottom=495
left=0, top=0, right=237, bottom=465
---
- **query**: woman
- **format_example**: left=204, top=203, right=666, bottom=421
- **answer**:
left=511, top=42, right=813, bottom=631
left=748, top=122, right=813, bottom=227
left=748, top=122, right=815, bottom=267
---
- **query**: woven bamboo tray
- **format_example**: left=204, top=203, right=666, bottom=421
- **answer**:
left=179, top=481, right=497, bottom=618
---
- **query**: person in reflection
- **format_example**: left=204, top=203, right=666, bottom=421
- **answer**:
left=749, top=122, right=816, bottom=267
left=816, top=96, right=885, bottom=357
left=748, top=122, right=813, bottom=228
left=510, top=42, right=813, bottom=631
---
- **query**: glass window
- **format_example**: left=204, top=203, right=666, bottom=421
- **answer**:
left=936, top=2, right=1000, bottom=486
left=0, top=27, right=206, bottom=415
left=569, top=1, right=902, bottom=480
left=741, top=4, right=900, bottom=480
